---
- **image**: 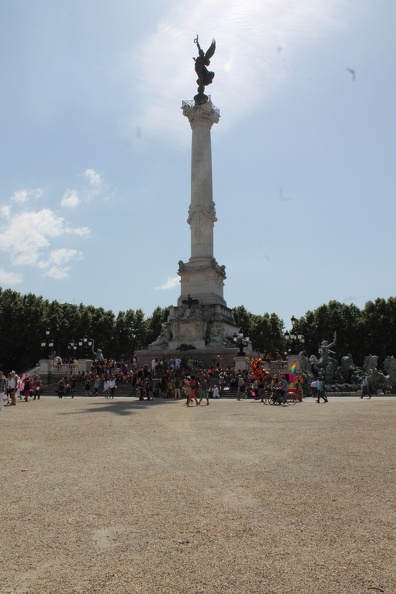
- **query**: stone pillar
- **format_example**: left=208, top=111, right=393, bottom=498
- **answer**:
left=183, top=100, right=219, bottom=259
left=179, top=99, right=225, bottom=306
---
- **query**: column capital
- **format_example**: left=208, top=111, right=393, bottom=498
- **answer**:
left=182, top=99, right=220, bottom=127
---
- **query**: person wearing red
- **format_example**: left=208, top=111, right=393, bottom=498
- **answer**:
left=34, top=376, right=42, bottom=400
left=185, top=375, right=199, bottom=406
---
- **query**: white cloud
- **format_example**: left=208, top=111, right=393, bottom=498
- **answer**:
left=84, top=168, right=102, bottom=188
left=79, top=168, right=110, bottom=202
left=46, top=266, right=70, bottom=280
left=11, top=190, right=29, bottom=203
left=0, top=268, right=23, bottom=285
left=60, top=168, right=110, bottom=207
left=61, top=189, right=80, bottom=208
left=49, top=248, right=82, bottom=266
left=0, top=204, right=11, bottom=219
left=43, top=249, right=83, bottom=279
left=0, top=169, right=109, bottom=282
left=11, top=188, right=43, bottom=204
left=132, top=0, right=348, bottom=142
left=0, top=208, right=90, bottom=268
left=156, top=276, right=180, bottom=290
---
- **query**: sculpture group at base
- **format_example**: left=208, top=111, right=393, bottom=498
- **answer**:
left=298, top=332, right=396, bottom=392
left=149, top=299, right=237, bottom=352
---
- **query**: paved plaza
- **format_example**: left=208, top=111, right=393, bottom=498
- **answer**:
left=1, top=396, right=395, bottom=593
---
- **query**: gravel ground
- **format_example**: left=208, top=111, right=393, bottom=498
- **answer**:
left=1, top=396, right=395, bottom=594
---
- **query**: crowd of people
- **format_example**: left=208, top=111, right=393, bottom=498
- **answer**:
left=53, top=355, right=237, bottom=404
left=1, top=353, right=372, bottom=410
left=0, top=370, right=43, bottom=410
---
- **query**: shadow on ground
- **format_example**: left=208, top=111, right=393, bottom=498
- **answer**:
left=57, top=398, right=181, bottom=416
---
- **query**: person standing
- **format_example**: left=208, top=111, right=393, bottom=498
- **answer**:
left=310, top=378, right=318, bottom=400
left=70, top=376, right=76, bottom=399
left=145, top=378, right=154, bottom=401
left=173, top=376, right=182, bottom=400
left=361, top=376, right=370, bottom=399
left=237, top=375, right=245, bottom=401
left=58, top=377, right=66, bottom=398
left=198, top=375, right=209, bottom=405
left=9, top=371, right=17, bottom=405
left=34, top=376, right=42, bottom=400
left=185, top=376, right=199, bottom=406
left=109, top=376, right=116, bottom=399
left=0, top=371, right=6, bottom=410
left=23, top=375, right=31, bottom=401
left=316, top=376, right=328, bottom=403
left=151, top=358, right=158, bottom=374
left=93, top=374, right=100, bottom=396
left=84, top=375, right=92, bottom=396
left=103, top=378, right=109, bottom=398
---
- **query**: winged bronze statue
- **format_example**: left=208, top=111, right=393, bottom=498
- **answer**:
left=193, top=35, right=216, bottom=98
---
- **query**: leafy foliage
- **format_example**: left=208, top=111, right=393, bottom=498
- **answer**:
left=297, top=298, right=396, bottom=366
left=0, top=285, right=395, bottom=372
left=233, top=306, right=285, bottom=356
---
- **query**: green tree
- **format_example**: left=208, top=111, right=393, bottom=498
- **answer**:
left=298, top=301, right=364, bottom=364
left=232, top=305, right=253, bottom=335
left=0, top=289, right=31, bottom=370
left=145, top=306, right=171, bottom=346
left=361, top=297, right=396, bottom=365
left=250, top=313, right=285, bottom=356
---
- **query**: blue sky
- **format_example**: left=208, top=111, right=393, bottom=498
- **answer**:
left=0, top=0, right=395, bottom=329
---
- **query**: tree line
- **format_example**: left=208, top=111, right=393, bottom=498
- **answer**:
left=0, top=287, right=395, bottom=372
left=233, top=298, right=396, bottom=368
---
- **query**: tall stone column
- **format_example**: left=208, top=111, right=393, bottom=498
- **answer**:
left=185, top=100, right=219, bottom=258
left=178, top=99, right=226, bottom=306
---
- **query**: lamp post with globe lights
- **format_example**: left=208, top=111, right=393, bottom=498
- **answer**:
left=233, top=329, right=250, bottom=357
left=284, top=315, right=305, bottom=355
left=40, top=330, right=55, bottom=384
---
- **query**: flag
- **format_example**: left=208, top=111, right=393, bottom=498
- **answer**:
left=290, top=361, right=297, bottom=373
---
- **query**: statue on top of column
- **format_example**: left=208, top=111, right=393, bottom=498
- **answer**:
left=193, top=35, right=216, bottom=103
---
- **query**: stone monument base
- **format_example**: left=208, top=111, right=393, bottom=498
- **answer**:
left=136, top=302, right=253, bottom=368
left=148, top=303, right=239, bottom=350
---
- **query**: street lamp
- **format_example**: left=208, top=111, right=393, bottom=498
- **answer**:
left=284, top=316, right=304, bottom=355
left=41, top=330, right=54, bottom=353
left=82, top=336, right=93, bottom=357
left=68, top=340, right=77, bottom=354
left=40, top=329, right=55, bottom=385
left=233, top=329, right=250, bottom=357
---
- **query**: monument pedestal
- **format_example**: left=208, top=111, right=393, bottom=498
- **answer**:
left=177, top=257, right=226, bottom=306
left=149, top=303, right=237, bottom=352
